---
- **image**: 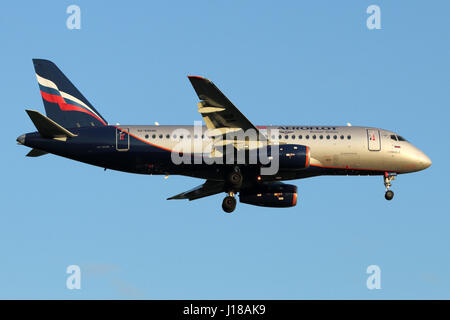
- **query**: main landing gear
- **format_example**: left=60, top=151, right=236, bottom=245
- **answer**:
left=222, top=167, right=242, bottom=213
left=384, top=172, right=397, bottom=201
left=227, top=169, right=243, bottom=188
left=222, top=192, right=237, bottom=213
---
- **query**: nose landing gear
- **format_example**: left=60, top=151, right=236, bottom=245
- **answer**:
left=384, top=172, right=397, bottom=201
left=222, top=192, right=237, bottom=213
left=385, top=190, right=394, bottom=201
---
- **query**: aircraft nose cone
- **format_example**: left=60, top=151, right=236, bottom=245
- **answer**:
left=16, top=134, right=25, bottom=145
left=420, top=152, right=432, bottom=170
left=413, top=148, right=432, bottom=171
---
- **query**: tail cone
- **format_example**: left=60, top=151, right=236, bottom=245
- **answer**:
left=16, top=134, right=25, bottom=145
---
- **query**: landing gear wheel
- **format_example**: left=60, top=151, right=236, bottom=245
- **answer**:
left=228, top=171, right=243, bottom=187
left=222, top=196, right=237, bottom=213
left=385, top=190, right=394, bottom=201
left=383, top=172, right=397, bottom=201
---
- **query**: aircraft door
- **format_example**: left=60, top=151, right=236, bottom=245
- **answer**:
left=116, top=128, right=130, bottom=151
left=367, top=129, right=381, bottom=151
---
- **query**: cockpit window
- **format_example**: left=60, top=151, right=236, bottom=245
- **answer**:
left=390, top=135, right=397, bottom=141
left=397, top=135, right=407, bottom=141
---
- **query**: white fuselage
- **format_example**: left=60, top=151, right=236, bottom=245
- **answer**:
left=118, top=125, right=431, bottom=174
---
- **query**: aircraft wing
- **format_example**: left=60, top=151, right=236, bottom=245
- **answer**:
left=167, top=180, right=225, bottom=201
left=187, top=76, right=267, bottom=144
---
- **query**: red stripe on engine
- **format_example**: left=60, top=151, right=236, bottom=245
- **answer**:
left=305, top=146, right=310, bottom=167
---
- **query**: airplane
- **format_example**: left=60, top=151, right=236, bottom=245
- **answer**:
left=17, top=59, right=432, bottom=213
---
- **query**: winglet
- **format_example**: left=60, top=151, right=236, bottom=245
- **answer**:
left=187, top=75, right=206, bottom=80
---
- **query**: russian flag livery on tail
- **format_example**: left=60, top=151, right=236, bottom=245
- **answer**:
left=17, top=59, right=431, bottom=213
left=33, top=59, right=107, bottom=128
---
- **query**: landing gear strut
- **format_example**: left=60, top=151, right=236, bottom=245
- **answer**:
left=222, top=192, right=237, bottom=213
left=384, top=172, right=397, bottom=201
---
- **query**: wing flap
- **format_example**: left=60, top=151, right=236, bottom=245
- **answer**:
left=188, top=76, right=267, bottom=142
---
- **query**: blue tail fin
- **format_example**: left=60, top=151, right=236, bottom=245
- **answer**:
left=32, top=59, right=108, bottom=128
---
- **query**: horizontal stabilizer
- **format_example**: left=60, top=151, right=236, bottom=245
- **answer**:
left=26, top=148, right=48, bottom=157
left=26, top=109, right=77, bottom=139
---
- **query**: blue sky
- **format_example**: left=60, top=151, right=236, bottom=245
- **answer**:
left=1, top=0, right=449, bottom=299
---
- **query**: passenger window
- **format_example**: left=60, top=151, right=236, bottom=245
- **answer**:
left=326, top=135, right=330, bottom=140
left=298, top=135, right=302, bottom=139
left=319, top=135, right=323, bottom=140
left=306, top=135, right=310, bottom=139
left=292, top=135, right=295, bottom=139
left=159, top=134, right=162, bottom=139
left=312, top=135, right=316, bottom=140
left=340, top=135, right=344, bottom=140
left=152, top=134, right=156, bottom=139
left=166, top=134, right=170, bottom=139
left=347, top=135, right=351, bottom=140
left=285, top=135, right=289, bottom=139
left=333, top=135, right=337, bottom=139
left=145, top=134, right=149, bottom=139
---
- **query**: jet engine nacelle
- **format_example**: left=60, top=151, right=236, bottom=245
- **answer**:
left=264, top=144, right=310, bottom=170
left=239, top=182, right=298, bottom=208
